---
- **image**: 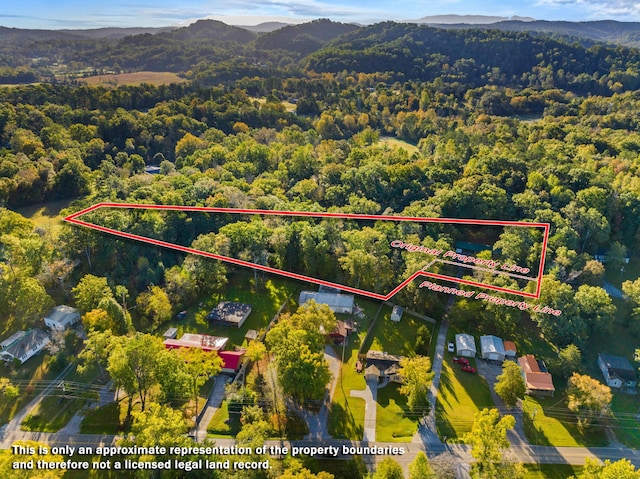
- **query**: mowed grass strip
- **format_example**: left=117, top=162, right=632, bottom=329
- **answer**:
left=435, top=359, right=494, bottom=440
left=522, top=464, right=583, bottom=479
left=376, top=383, right=420, bottom=442
left=328, top=341, right=367, bottom=440
left=611, top=392, right=640, bottom=448
left=81, top=71, right=187, bottom=86
left=522, top=395, right=608, bottom=447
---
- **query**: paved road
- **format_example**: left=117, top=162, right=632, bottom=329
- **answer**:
left=301, top=345, right=342, bottom=440
left=194, top=375, right=228, bottom=440
left=476, top=360, right=529, bottom=447
left=413, top=319, right=448, bottom=445
left=350, top=378, right=378, bottom=442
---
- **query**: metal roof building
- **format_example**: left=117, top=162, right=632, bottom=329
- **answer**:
left=455, top=333, right=477, bottom=358
left=299, top=291, right=355, bottom=314
left=480, top=335, right=506, bottom=361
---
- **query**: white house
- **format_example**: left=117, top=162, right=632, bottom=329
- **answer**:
left=455, top=333, right=476, bottom=357
left=0, top=329, right=50, bottom=364
left=44, top=305, right=80, bottom=331
left=598, top=354, right=637, bottom=389
left=480, top=335, right=506, bottom=361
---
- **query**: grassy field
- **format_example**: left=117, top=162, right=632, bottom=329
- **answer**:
left=252, top=97, right=297, bottom=113
left=81, top=71, right=187, bottom=86
left=13, top=198, right=74, bottom=236
left=376, top=383, right=420, bottom=442
left=379, top=137, right=420, bottom=155
left=523, top=464, right=582, bottom=478
left=522, top=395, right=608, bottom=447
left=436, top=358, right=494, bottom=440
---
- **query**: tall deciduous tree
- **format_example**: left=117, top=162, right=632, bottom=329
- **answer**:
left=567, top=373, right=612, bottom=428
left=135, top=285, right=172, bottom=330
left=409, top=451, right=435, bottom=479
left=580, top=457, right=640, bottom=479
left=463, top=408, right=523, bottom=479
left=108, top=333, right=163, bottom=416
left=72, top=274, right=113, bottom=313
left=176, top=347, right=223, bottom=421
left=398, top=355, right=433, bottom=413
left=494, top=360, right=526, bottom=407
left=373, top=457, right=405, bottom=479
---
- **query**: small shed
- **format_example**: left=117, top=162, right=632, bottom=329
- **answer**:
left=390, top=305, right=404, bottom=322
left=327, top=320, right=353, bottom=345
left=480, top=335, right=506, bottom=361
left=163, top=327, right=178, bottom=340
left=503, top=341, right=517, bottom=358
left=598, top=354, right=637, bottom=389
left=455, top=333, right=476, bottom=358
left=244, top=329, right=259, bottom=342
left=44, top=305, right=80, bottom=331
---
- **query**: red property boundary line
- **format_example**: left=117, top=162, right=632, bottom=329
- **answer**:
left=64, top=203, right=551, bottom=300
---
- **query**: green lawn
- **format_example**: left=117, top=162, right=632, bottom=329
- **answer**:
left=611, top=392, right=640, bottom=448
left=207, top=400, right=241, bottom=437
left=376, top=383, right=420, bottom=442
left=21, top=394, right=85, bottom=432
left=161, top=273, right=299, bottom=348
left=327, top=333, right=367, bottom=440
left=522, top=395, right=608, bottom=447
left=0, top=353, right=61, bottom=426
left=435, top=359, right=494, bottom=440
left=80, top=402, right=121, bottom=434
left=523, top=464, right=582, bottom=479
left=364, top=307, right=433, bottom=358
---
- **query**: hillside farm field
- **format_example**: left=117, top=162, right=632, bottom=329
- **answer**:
left=81, top=71, right=187, bottom=86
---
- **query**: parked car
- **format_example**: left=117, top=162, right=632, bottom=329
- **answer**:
left=447, top=342, right=455, bottom=353
left=461, top=365, right=476, bottom=373
left=453, top=357, right=469, bottom=365
left=176, top=310, right=187, bottom=320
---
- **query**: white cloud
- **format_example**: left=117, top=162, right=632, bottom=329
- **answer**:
left=535, top=0, right=640, bottom=18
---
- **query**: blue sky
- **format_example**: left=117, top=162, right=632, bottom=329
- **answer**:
left=3, top=0, right=640, bottom=29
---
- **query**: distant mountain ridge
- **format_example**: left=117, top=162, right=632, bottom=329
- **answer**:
left=421, top=19, right=640, bottom=48
left=253, top=19, right=359, bottom=55
left=0, top=26, right=175, bottom=43
left=409, top=14, right=535, bottom=24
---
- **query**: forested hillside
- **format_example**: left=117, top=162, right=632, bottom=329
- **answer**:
left=1, top=19, right=640, bottom=389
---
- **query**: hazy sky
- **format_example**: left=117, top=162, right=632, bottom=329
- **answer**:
left=2, top=0, right=640, bottom=29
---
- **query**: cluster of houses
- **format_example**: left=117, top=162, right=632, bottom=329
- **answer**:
left=455, top=333, right=556, bottom=396
left=455, top=333, right=640, bottom=394
left=0, top=305, right=80, bottom=365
